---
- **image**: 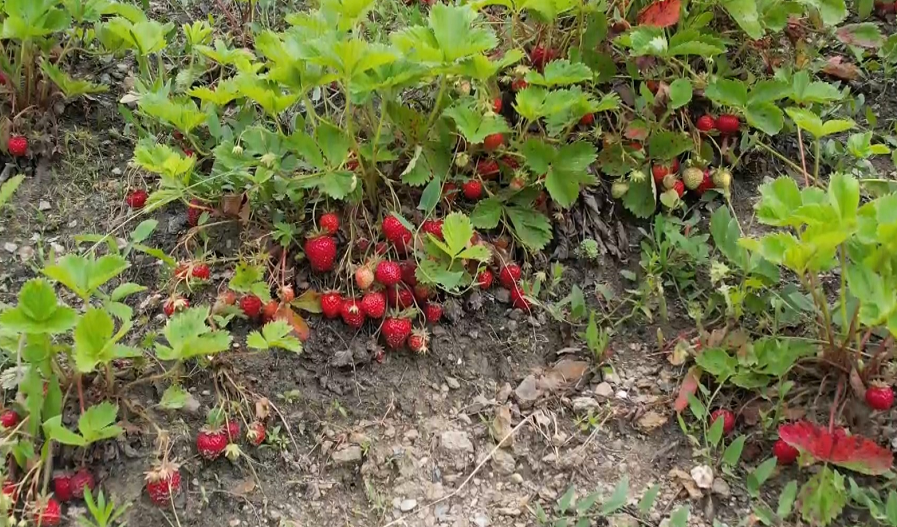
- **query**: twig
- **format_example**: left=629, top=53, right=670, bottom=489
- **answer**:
left=380, top=413, right=535, bottom=527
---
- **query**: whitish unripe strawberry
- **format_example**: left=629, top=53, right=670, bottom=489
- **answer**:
left=683, top=167, right=705, bottom=190
left=611, top=181, right=629, bottom=199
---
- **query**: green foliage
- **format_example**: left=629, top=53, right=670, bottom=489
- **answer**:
left=417, top=212, right=491, bottom=291
left=76, top=487, right=131, bottom=527
left=43, top=402, right=123, bottom=447
left=247, top=320, right=303, bottom=353
left=154, top=307, right=233, bottom=362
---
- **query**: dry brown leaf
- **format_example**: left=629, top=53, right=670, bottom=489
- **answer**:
left=274, top=304, right=310, bottom=342
left=821, top=56, right=860, bottom=81
left=637, top=410, right=669, bottom=432
left=537, top=359, right=589, bottom=391
left=231, top=478, right=256, bottom=497
left=669, top=468, right=703, bottom=499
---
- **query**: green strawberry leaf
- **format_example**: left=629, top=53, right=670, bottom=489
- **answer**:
left=443, top=98, right=511, bottom=144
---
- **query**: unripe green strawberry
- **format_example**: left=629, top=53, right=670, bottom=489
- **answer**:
left=683, top=167, right=705, bottom=190
left=662, top=174, right=678, bottom=190
left=712, top=168, right=732, bottom=193
left=611, top=181, right=629, bottom=199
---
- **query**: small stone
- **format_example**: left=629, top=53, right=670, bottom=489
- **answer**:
left=111, top=167, right=123, bottom=176
left=474, top=513, right=491, bottom=527
left=594, top=382, right=614, bottom=398
left=440, top=430, right=473, bottom=452
left=510, top=473, right=524, bottom=484
left=404, top=429, right=420, bottom=441
left=690, top=464, right=714, bottom=489
left=572, top=397, right=600, bottom=412
left=3, top=242, right=17, bottom=253
left=446, top=376, right=461, bottom=390
left=711, top=478, right=730, bottom=497
left=615, top=390, right=629, bottom=400
left=399, top=499, right=417, bottom=512
left=491, top=449, right=516, bottom=475
left=38, top=200, right=51, bottom=211
left=514, top=375, right=540, bottom=405
left=496, top=383, right=513, bottom=403
left=332, top=445, right=363, bottom=464
left=228, top=520, right=241, bottom=527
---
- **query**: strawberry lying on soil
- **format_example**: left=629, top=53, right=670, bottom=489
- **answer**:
left=341, top=299, right=366, bottom=329
left=499, top=263, right=522, bottom=289
left=70, top=469, right=96, bottom=500
left=197, top=428, right=228, bottom=460
left=52, top=474, right=73, bottom=502
left=126, top=189, right=148, bottom=209
left=382, top=315, right=412, bottom=349
left=408, top=329, right=430, bottom=354
left=423, top=302, right=443, bottom=323
left=361, top=291, right=387, bottom=318
left=247, top=422, right=266, bottom=446
left=32, top=497, right=61, bottom=526
left=510, top=285, right=530, bottom=310
left=145, top=461, right=181, bottom=506
left=866, top=382, right=894, bottom=411
left=773, top=439, right=799, bottom=465
left=476, top=269, right=493, bottom=289
left=239, top=295, right=262, bottom=319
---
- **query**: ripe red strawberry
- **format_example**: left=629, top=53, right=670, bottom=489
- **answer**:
left=413, top=284, right=431, bottom=302
left=382, top=214, right=412, bottom=251
left=408, top=329, right=429, bottom=354
left=499, top=263, right=522, bottom=289
left=375, top=261, right=403, bottom=286
left=483, top=133, right=503, bottom=150
left=247, top=422, right=266, bottom=446
left=226, top=420, right=240, bottom=442
left=442, top=182, right=459, bottom=203
left=463, top=180, right=483, bottom=200
left=423, top=302, right=443, bottom=323
left=191, top=263, right=210, bottom=280
left=673, top=180, right=685, bottom=197
left=346, top=155, right=359, bottom=171
left=280, top=285, right=295, bottom=302
left=382, top=316, right=412, bottom=349
left=501, top=155, right=520, bottom=169
left=670, top=158, right=680, bottom=173
left=320, top=212, right=340, bottom=234
left=305, top=235, right=337, bottom=272
left=145, top=461, right=181, bottom=506
left=773, top=439, right=799, bottom=465
left=400, top=261, right=418, bottom=286
left=386, top=286, right=414, bottom=309
left=529, top=45, right=558, bottom=70
left=126, top=189, right=148, bottom=209
left=52, top=474, right=73, bottom=502
left=197, top=429, right=228, bottom=460
left=261, top=300, right=278, bottom=322
left=33, top=497, right=61, bottom=526
left=240, top=294, right=263, bottom=318
left=3, top=480, right=18, bottom=501
left=341, top=299, right=366, bottom=329
left=69, top=469, right=95, bottom=500
left=187, top=199, right=204, bottom=226
left=651, top=164, right=669, bottom=183
left=0, top=410, right=20, bottom=428
left=710, top=409, right=736, bottom=435
left=164, top=296, right=189, bottom=317
left=580, top=113, right=595, bottom=125
left=715, top=114, right=740, bottom=134
left=476, top=269, right=493, bottom=289
left=7, top=136, right=27, bottom=157
left=866, top=383, right=894, bottom=411
left=356, top=264, right=375, bottom=290
left=361, top=291, right=387, bottom=318
left=696, top=172, right=715, bottom=195
left=183, top=149, right=195, bottom=157
left=421, top=219, right=444, bottom=240
left=696, top=115, right=716, bottom=132
left=476, top=159, right=500, bottom=178
left=511, top=78, right=528, bottom=91
left=321, top=291, right=343, bottom=319
left=509, top=285, right=530, bottom=310
left=493, top=97, right=503, bottom=113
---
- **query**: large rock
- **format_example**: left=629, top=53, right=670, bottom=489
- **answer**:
left=332, top=445, right=363, bottom=464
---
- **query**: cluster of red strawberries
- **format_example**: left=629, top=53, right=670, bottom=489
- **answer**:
left=696, top=113, right=740, bottom=136
left=195, top=409, right=267, bottom=461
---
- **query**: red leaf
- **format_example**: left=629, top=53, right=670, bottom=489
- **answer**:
left=274, top=304, right=310, bottom=342
left=637, top=0, right=681, bottom=28
left=821, top=56, right=860, bottom=81
left=779, top=420, right=893, bottom=475
left=673, top=366, right=701, bottom=413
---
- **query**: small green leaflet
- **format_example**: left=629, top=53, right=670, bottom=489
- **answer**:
left=525, top=59, right=592, bottom=87
left=159, top=385, right=190, bottom=410
left=443, top=98, right=511, bottom=144
left=247, top=320, right=303, bottom=353
left=0, top=278, right=78, bottom=335
left=155, top=307, right=233, bottom=361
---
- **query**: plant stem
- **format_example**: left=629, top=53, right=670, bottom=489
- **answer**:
left=424, top=76, right=448, bottom=133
